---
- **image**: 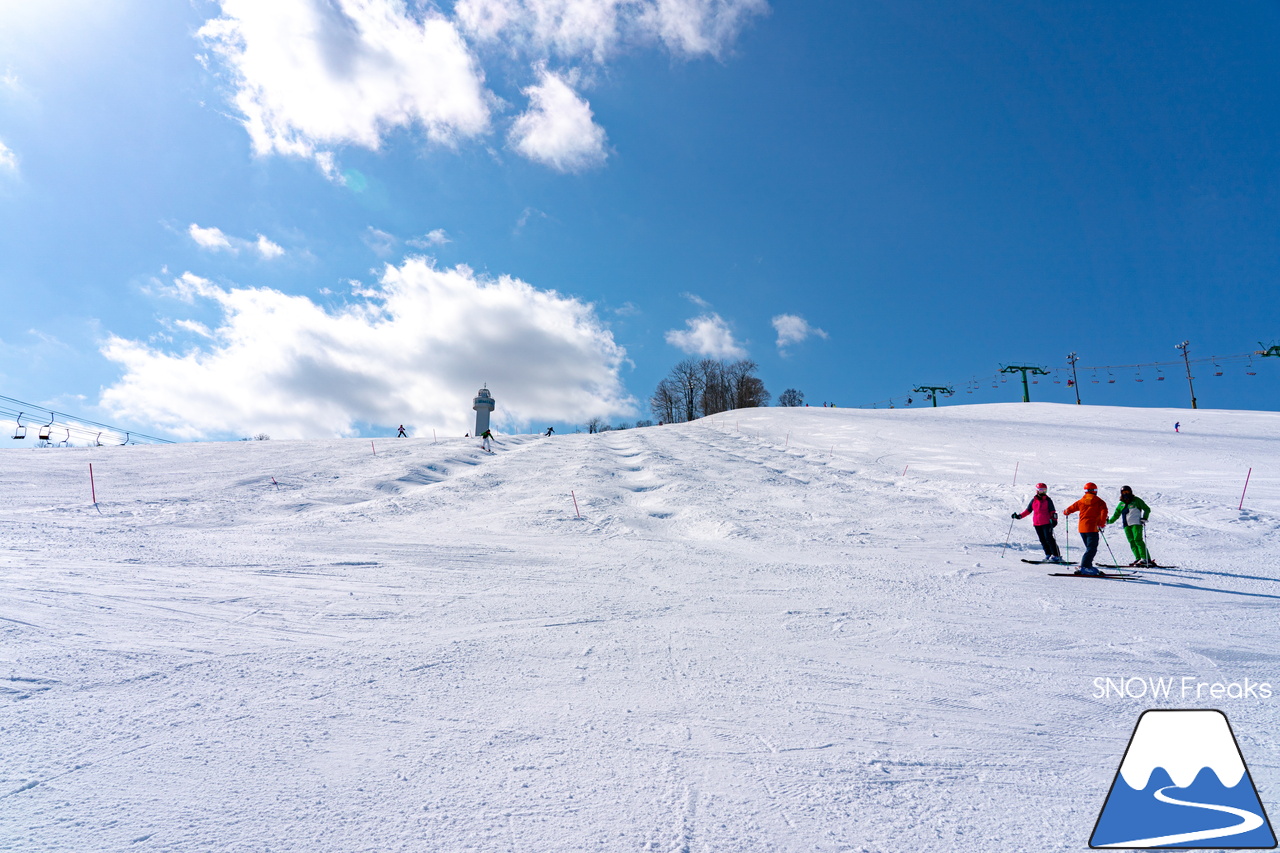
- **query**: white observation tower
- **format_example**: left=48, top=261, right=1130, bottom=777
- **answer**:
left=473, top=386, right=495, bottom=435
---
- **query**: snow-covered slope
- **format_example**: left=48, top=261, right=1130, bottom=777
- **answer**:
left=2, top=403, right=1277, bottom=852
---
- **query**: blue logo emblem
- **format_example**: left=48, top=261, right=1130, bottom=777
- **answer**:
left=1091, top=710, right=1276, bottom=848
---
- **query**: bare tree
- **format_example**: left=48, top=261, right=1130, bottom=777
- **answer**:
left=649, top=379, right=678, bottom=424
left=652, top=357, right=769, bottom=422
left=737, top=375, right=770, bottom=408
left=778, top=388, right=804, bottom=407
left=670, top=358, right=705, bottom=423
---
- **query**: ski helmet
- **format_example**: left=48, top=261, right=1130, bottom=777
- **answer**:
left=1035, top=483, right=1047, bottom=492
left=1084, top=482, right=1098, bottom=492
left=1120, top=485, right=1132, bottom=494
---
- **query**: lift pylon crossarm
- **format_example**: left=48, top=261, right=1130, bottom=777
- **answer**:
left=1257, top=344, right=1280, bottom=358
left=999, top=364, right=1049, bottom=402
left=912, top=385, right=955, bottom=407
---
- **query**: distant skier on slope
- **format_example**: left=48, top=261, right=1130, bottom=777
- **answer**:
left=480, top=429, right=495, bottom=452
left=1063, top=483, right=1108, bottom=575
left=545, top=426, right=554, bottom=436
left=397, top=425, right=407, bottom=437
left=1011, top=483, right=1063, bottom=563
left=1108, top=486, right=1153, bottom=566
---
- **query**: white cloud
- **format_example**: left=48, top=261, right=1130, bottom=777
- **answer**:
left=771, top=313, right=826, bottom=352
left=681, top=292, right=711, bottom=309
left=364, top=226, right=398, bottom=256
left=406, top=228, right=451, bottom=248
left=255, top=234, right=285, bottom=259
left=509, top=68, right=607, bottom=172
left=100, top=258, right=635, bottom=439
left=515, top=206, right=549, bottom=232
left=189, top=223, right=234, bottom=251
left=165, top=271, right=225, bottom=304
left=455, top=0, right=768, bottom=62
left=665, top=313, right=746, bottom=358
left=0, top=139, right=18, bottom=173
left=197, top=0, right=766, bottom=177
left=198, top=0, right=491, bottom=174
left=639, top=0, right=770, bottom=58
left=173, top=319, right=216, bottom=339
left=189, top=222, right=287, bottom=259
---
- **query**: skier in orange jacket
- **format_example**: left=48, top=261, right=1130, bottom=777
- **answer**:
left=1064, top=483, right=1109, bottom=575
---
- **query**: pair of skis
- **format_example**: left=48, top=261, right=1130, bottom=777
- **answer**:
left=1020, top=558, right=1146, bottom=580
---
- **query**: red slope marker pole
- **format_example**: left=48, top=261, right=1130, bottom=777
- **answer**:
left=1240, top=468, right=1253, bottom=510
left=1013, top=461, right=1019, bottom=486
left=371, top=441, right=376, bottom=456
left=89, top=463, right=97, bottom=505
left=572, top=491, right=581, bottom=519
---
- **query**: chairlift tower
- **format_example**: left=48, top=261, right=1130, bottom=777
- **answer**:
left=999, top=364, right=1049, bottom=402
left=1175, top=341, right=1197, bottom=409
left=1257, top=343, right=1280, bottom=358
left=1066, top=352, right=1082, bottom=405
left=473, top=386, right=495, bottom=435
left=912, top=385, right=954, bottom=407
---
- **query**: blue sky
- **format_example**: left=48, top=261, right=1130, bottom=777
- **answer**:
left=1, top=1, right=1277, bottom=440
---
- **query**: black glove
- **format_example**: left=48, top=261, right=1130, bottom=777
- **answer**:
left=1011, top=512, right=1019, bottom=519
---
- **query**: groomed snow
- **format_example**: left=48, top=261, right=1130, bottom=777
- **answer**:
left=2, top=402, right=1278, bottom=852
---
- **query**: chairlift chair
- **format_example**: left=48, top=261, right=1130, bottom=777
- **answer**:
left=12, top=413, right=26, bottom=440
left=61, top=428, right=71, bottom=446
left=94, top=432, right=103, bottom=447
left=1214, top=361, right=1224, bottom=376
left=38, top=415, right=53, bottom=441
left=1107, top=371, right=1116, bottom=384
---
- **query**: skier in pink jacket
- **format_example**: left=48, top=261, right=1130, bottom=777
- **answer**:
left=1012, top=483, right=1063, bottom=563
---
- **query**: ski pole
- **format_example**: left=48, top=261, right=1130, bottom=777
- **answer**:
left=1101, top=529, right=1119, bottom=565
left=1001, top=515, right=1016, bottom=558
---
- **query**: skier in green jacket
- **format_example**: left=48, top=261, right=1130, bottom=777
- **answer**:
left=1108, top=486, right=1153, bottom=566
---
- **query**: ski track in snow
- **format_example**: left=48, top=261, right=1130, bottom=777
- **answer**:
left=0, top=403, right=1278, bottom=851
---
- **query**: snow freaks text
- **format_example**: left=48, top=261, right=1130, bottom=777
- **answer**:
left=1093, top=677, right=1274, bottom=701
